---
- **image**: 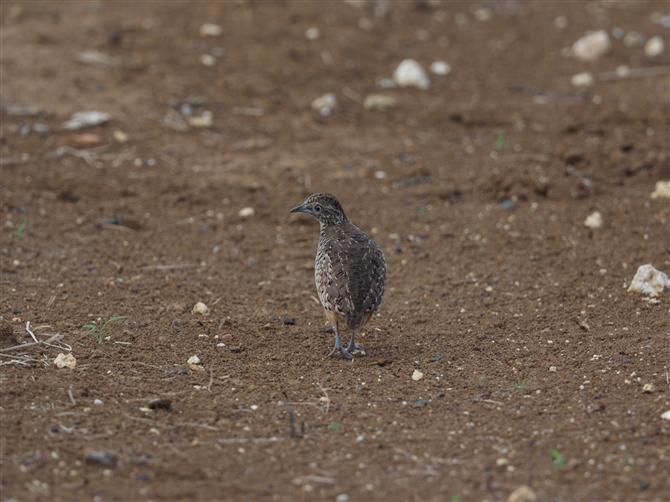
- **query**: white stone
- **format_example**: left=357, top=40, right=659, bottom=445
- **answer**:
left=554, top=16, right=568, bottom=29
left=62, top=111, right=110, bottom=130
left=429, top=61, right=451, bottom=75
left=54, top=353, right=77, bottom=369
left=572, top=30, right=610, bottom=62
left=187, top=355, right=201, bottom=365
left=412, top=370, right=424, bottom=381
left=583, top=210, right=603, bottom=229
left=188, top=111, right=213, bottom=128
left=363, top=94, right=396, bottom=111
left=192, top=302, right=209, bottom=314
left=474, top=8, right=492, bottom=22
left=392, top=59, right=430, bottom=90
left=623, top=31, right=644, bottom=47
left=571, top=71, right=595, bottom=87
left=642, top=383, right=654, bottom=393
left=305, top=27, right=320, bottom=40
left=627, top=264, right=670, bottom=297
left=311, top=93, right=337, bottom=116
left=238, top=207, right=255, bottom=217
left=645, top=36, right=665, bottom=58
left=200, top=54, right=216, bottom=67
left=661, top=410, right=670, bottom=420
left=200, top=23, right=222, bottom=37
left=615, top=65, right=631, bottom=78
left=651, top=180, right=670, bottom=199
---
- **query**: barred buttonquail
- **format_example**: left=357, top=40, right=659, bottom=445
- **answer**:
left=291, top=193, right=387, bottom=359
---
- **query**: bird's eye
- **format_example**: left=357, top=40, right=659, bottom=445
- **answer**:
left=314, top=204, right=322, bottom=212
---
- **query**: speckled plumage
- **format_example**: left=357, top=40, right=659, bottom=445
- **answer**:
left=291, top=193, right=387, bottom=359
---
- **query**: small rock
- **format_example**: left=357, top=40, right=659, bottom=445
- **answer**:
left=200, top=54, right=216, bottom=67
left=412, top=370, right=424, bottom=381
left=661, top=410, right=670, bottom=420
left=230, top=346, right=243, bottom=354
left=187, top=355, right=201, bottom=366
left=392, top=59, right=430, bottom=90
left=642, top=383, right=654, bottom=393
left=192, top=302, right=209, bottom=314
left=507, top=485, right=538, bottom=502
left=496, top=457, right=510, bottom=467
left=650, top=180, right=670, bottom=199
left=363, top=94, right=396, bottom=112
left=311, top=93, right=337, bottom=116
left=583, top=210, right=603, bottom=229
left=189, top=364, right=204, bottom=372
left=615, top=65, right=631, bottom=78
left=62, top=111, right=110, bottom=130
left=76, top=50, right=117, bottom=67
left=571, top=71, right=595, bottom=87
left=148, top=398, right=172, bottom=410
left=54, top=353, right=77, bottom=369
left=32, top=123, right=52, bottom=136
left=572, top=30, right=610, bottom=62
left=623, top=31, right=645, bottom=47
left=429, top=61, right=451, bottom=75
left=239, top=207, right=255, bottom=217
left=627, top=264, right=670, bottom=297
left=200, top=23, right=222, bottom=37
left=474, top=8, right=492, bottom=22
left=71, top=133, right=102, bottom=148
left=549, top=366, right=557, bottom=372
left=283, top=317, right=296, bottom=325
left=94, top=399, right=103, bottom=405
left=188, top=111, right=213, bottom=128
left=645, top=36, right=664, bottom=57
left=305, top=27, right=320, bottom=40
left=79, top=448, right=118, bottom=466
left=113, top=130, right=129, bottom=143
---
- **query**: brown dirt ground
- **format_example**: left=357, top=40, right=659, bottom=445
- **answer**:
left=1, top=1, right=669, bottom=501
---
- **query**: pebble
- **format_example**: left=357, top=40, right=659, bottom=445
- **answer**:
left=200, top=54, right=216, bottom=67
left=474, top=8, right=492, bottom=22
left=239, top=207, right=255, bottom=217
left=54, top=353, right=77, bottom=369
left=311, top=93, right=337, bottom=116
left=305, top=27, right=320, bottom=40
left=623, top=31, right=644, bottom=47
left=200, top=23, right=222, bottom=37
left=363, top=94, right=396, bottom=111
left=392, top=59, right=430, bottom=89
left=336, top=495, right=350, bottom=502
left=188, top=111, right=213, bottom=128
left=571, top=30, right=610, bottom=62
left=187, top=355, right=202, bottom=365
left=250, top=405, right=259, bottom=411
left=113, top=130, right=129, bottom=143
left=583, top=210, right=603, bottom=229
left=148, top=398, right=172, bottom=410
left=651, top=180, right=670, bottom=199
left=549, top=366, right=557, bottom=372
left=283, top=317, right=296, bottom=325
left=661, top=410, right=670, bottom=420
left=192, top=302, right=209, bottom=314
left=645, top=36, right=664, bottom=57
left=62, top=111, right=110, bottom=130
left=615, top=65, right=631, bottom=78
left=71, top=133, right=102, bottom=148
left=412, top=370, right=424, bottom=381
left=507, top=485, right=538, bottom=502
left=627, top=264, right=670, bottom=297
left=79, top=448, right=117, bottom=466
left=571, top=71, right=595, bottom=87
left=76, top=50, right=116, bottom=67
left=429, top=61, right=451, bottom=75
left=642, top=383, right=654, bottom=393
left=94, top=399, right=103, bottom=405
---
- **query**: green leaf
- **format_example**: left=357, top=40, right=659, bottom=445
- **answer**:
left=551, top=448, right=565, bottom=471
left=329, top=423, right=340, bottom=430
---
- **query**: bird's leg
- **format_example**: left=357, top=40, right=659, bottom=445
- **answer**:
left=346, top=331, right=366, bottom=356
left=327, top=322, right=353, bottom=360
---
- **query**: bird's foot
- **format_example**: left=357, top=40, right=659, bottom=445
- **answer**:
left=328, top=344, right=353, bottom=360
left=346, top=342, right=366, bottom=356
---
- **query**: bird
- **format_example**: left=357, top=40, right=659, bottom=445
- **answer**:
left=290, top=193, right=387, bottom=360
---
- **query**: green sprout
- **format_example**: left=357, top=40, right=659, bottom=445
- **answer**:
left=13, top=221, right=27, bottom=238
left=626, top=454, right=635, bottom=472
left=514, top=378, right=531, bottom=391
left=451, top=494, right=460, bottom=502
left=83, top=316, right=130, bottom=345
left=476, top=374, right=487, bottom=390
left=495, top=132, right=506, bottom=150
left=551, top=448, right=565, bottom=471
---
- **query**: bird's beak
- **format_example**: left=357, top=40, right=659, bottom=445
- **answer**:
left=290, top=204, right=311, bottom=215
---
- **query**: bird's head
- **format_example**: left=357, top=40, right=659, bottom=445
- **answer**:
left=290, top=193, right=348, bottom=226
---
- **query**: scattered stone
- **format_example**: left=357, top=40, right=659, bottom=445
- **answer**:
left=71, top=133, right=102, bottom=148
left=363, top=94, right=396, bottom=112
left=188, top=111, right=213, bottom=127
left=230, top=346, right=243, bottom=354
left=623, top=31, right=644, bottom=47
left=283, top=317, right=296, bottom=325
left=392, top=59, right=430, bottom=90
left=189, top=364, right=204, bottom=372
left=571, top=71, right=595, bottom=87
left=94, top=399, right=103, bottom=405
left=645, top=36, right=664, bottom=57
left=238, top=207, right=255, bottom=217
left=76, top=50, right=117, bottom=67
left=200, top=23, right=222, bottom=37
left=554, top=16, right=568, bottom=29
left=200, top=54, right=216, bottom=67
left=305, top=27, right=320, bottom=40
left=32, top=123, right=52, bottom=136
left=549, top=366, right=557, bottom=372
left=62, top=111, right=110, bottom=130
left=148, top=398, right=172, bottom=410
left=583, top=210, right=603, bottom=229
left=474, top=8, right=492, bottom=22
left=627, top=264, right=670, bottom=297
left=507, top=485, right=538, bottom=502
left=650, top=180, right=670, bottom=199
left=79, top=448, right=118, bottom=466
left=4, top=102, right=41, bottom=117
left=429, top=61, right=451, bottom=75
left=187, top=355, right=201, bottom=365
left=661, top=410, right=670, bottom=420
left=412, top=369, right=424, bottom=381
left=311, top=93, right=337, bottom=116
left=54, top=353, right=77, bottom=369
left=615, top=65, right=631, bottom=78
left=192, top=302, right=209, bottom=314
left=571, top=30, right=610, bottom=62
left=496, top=457, right=510, bottom=467
left=642, top=383, right=654, bottom=393
left=113, top=130, right=129, bottom=143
